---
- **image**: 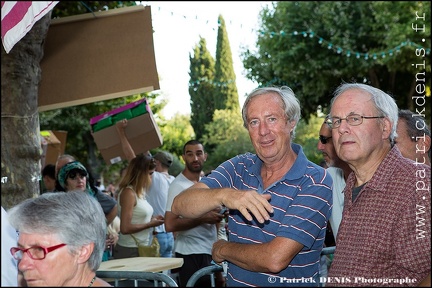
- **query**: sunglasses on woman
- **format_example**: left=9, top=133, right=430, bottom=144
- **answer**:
left=67, top=170, right=87, bottom=180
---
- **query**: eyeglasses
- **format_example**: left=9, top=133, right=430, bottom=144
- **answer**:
left=319, top=135, right=332, bottom=144
left=67, top=171, right=87, bottom=180
left=10, top=243, right=66, bottom=260
left=325, top=114, right=385, bottom=129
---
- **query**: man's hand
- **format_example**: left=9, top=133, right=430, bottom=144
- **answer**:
left=221, top=190, right=272, bottom=223
left=150, top=215, right=165, bottom=227
left=200, top=208, right=225, bottom=225
left=212, top=239, right=228, bottom=263
left=172, top=183, right=273, bottom=223
left=106, top=234, right=116, bottom=249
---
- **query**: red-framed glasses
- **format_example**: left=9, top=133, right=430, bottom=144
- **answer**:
left=10, top=243, right=66, bottom=260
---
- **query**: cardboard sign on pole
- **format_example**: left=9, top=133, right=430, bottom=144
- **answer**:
left=38, top=5, right=159, bottom=111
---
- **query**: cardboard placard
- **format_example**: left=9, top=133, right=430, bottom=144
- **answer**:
left=40, top=130, right=61, bottom=167
left=52, top=130, right=68, bottom=156
left=91, top=104, right=163, bottom=165
left=38, top=5, right=159, bottom=111
left=90, top=98, right=148, bottom=125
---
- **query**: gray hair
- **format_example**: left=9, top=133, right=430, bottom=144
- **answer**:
left=55, top=154, right=76, bottom=177
left=398, top=109, right=431, bottom=139
left=331, top=83, right=398, bottom=142
left=8, top=191, right=106, bottom=272
left=242, top=86, right=301, bottom=138
left=398, top=109, right=431, bottom=158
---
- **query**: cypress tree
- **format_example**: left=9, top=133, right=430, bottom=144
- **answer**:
left=214, top=15, right=239, bottom=111
left=188, top=36, right=216, bottom=142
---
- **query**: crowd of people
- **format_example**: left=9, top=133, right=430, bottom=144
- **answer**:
left=1, top=83, right=430, bottom=287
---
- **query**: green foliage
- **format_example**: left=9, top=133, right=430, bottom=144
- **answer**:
left=51, top=1, right=136, bottom=18
left=202, top=109, right=254, bottom=173
left=189, top=37, right=216, bottom=142
left=189, top=15, right=242, bottom=157
left=155, top=113, right=195, bottom=176
left=242, top=1, right=431, bottom=121
left=214, top=15, right=240, bottom=111
left=294, top=113, right=327, bottom=165
left=157, top=113, right=195, bottom=157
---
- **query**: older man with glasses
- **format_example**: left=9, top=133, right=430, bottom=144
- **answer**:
left=325, top=83, right=431, bottom=287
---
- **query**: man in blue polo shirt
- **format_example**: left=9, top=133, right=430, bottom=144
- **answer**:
left=172, top=86, right=333, bottom=287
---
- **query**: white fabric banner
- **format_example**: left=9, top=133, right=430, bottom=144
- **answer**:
left=1, top=1, right=58, bottom=53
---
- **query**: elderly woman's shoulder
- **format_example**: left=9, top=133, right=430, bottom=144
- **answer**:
left=93, top=278, right=113, bottom=287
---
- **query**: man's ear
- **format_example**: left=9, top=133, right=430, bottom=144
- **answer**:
left=77, top=242, right=94, bottom=264
left=382, top=117, right=392, bottom=140
left=425, top=135, right=431, bottom=152
left=417, top=135, right=431, bottom=155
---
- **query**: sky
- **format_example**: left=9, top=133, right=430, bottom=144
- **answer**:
left=140, top=1, right=273, bottom=119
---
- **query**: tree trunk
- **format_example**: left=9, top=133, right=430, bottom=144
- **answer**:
left=1, top=12, right=52, bottom=209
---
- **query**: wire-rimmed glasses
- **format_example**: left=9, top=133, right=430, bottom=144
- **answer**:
left=325, top=114, right=385, bottom=129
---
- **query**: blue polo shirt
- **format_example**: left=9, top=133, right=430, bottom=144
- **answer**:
left=200, top=143, right=333, bottom=287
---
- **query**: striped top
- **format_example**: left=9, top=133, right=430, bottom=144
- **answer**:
left=201, top=143, right=333, bottom=287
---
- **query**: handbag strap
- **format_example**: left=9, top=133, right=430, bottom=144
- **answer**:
left=130, top=229, right=155, bottom=246
left=130, top=233, right=141, bottom=246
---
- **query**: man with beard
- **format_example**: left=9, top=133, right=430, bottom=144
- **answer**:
left=165, top=140, right=225, bottom=287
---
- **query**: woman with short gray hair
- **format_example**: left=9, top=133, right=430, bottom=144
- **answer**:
left=8, top=191, right=111, bottom=287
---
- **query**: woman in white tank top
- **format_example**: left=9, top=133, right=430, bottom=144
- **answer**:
left=113, top=154, right=165, bottom=259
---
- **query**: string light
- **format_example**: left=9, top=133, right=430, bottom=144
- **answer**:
left=257, top=29, right=430, bottom=60
left=189, top=78, right=236, bottom=88
left=144, top=3, right=430, bottom=87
